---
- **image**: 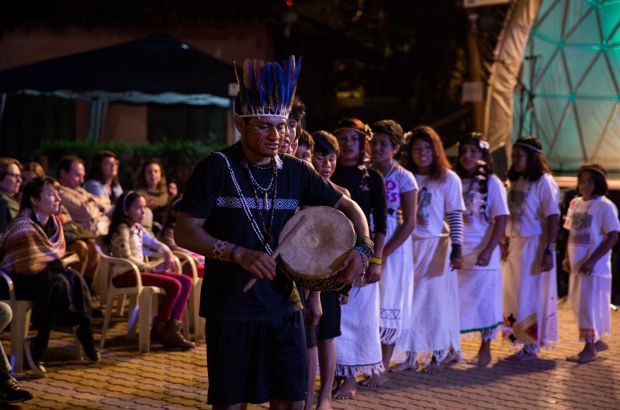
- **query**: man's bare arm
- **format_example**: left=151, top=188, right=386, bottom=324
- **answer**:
left=175, top=211, right=276, bottom=280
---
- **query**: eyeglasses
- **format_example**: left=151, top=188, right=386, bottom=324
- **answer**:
left=4, top=173, right=22, bottom=180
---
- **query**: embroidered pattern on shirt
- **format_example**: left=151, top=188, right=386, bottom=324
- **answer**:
left=216, top=196, right=299, bottom=210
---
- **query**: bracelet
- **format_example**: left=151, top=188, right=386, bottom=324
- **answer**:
left=211, top=240, right=228, bottom=261
left=370, top=256, right=382, bottom=265
left=230, top=244, right=240, bottom=263
left=354, top=235, right=375, bottom=261
left=546, top=243, right=557, bottom=252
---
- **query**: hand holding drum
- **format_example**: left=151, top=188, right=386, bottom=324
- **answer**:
left=243, top=206, right=357, bottom=292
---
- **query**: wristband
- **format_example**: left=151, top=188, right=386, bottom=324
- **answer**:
left=370, top=257, right=382, bottom=265
left=450, top=244, right=462, bottom=261
left=230, top=244, right=240, bottom=263
left=211, top=240, right=228, bottom=261
left=546, top=243, right=557, bottom=252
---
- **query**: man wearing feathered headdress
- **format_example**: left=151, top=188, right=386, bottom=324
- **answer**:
left=175, top=56, right=373, bottom=409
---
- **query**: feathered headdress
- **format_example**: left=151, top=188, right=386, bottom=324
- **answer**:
left=234, top=55, right=302, bottom=118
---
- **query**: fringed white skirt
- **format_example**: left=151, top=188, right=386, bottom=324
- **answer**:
left=568, top=273, right=611, bottom=343
left=379, top=216, right=415, bottom=345
left=502, top=235, right=558, bottom=351
left=335, top=282, right=383, bottom=377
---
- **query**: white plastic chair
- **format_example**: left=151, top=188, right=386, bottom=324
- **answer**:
left=172, top=250, right=204, bottom=340
left=0, top=270, right=82, bottom=375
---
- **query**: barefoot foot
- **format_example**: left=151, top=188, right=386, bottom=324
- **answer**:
left=333, top=377, right=357, bottom=400
left=362, top=371, right=389, bottom=387
left=390, top=361, right=413, bottom=373
left=595, top=340, right=609, bottom=352
left=507, top=349, right=537, bottom=362
left=317, top=398, right=334, bottom=410
left=567, top=348, right=597, bottom=363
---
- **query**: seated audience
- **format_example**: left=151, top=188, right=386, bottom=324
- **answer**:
left=134, top=159, right=171, bottom=226
left=84, top=150, right=123, bottom=212
left=107, top=191, right=195, bottom=350
left=22, top=162, right=45, bottom=183
left=0, top=177, right=99, bottom=376
left=0, top=158, right=22, bottom=231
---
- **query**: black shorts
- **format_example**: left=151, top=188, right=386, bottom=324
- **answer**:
left=317, top=291, right=341, bottom=341
left=205, top=311, right=308, bottom=406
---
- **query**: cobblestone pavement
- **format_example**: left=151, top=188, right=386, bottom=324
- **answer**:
left=4, top=301, right=619, bottom=409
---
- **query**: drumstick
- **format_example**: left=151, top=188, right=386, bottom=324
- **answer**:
left=243, top=215, right=306, bottom=293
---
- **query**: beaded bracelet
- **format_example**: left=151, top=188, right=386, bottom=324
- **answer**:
left=354, top=235, right=374, bottom=261
left=212, top=240, right=228, bottom=261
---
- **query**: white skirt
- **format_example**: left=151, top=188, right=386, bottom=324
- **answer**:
left=458, top=266, right=503, bottom=337
left=335, top=282, right=383, bottom=377
left=502, top=235, right=558, bottom=350
left=379, top=216, right=415, bottom=344
left=402, top=236, right=461, bottom=360
left=568, top=273, right=611, bottom=342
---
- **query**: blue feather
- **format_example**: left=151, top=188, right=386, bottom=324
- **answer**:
left=274, top=62, right=286, bottom=114
left=264, top=63, right=273, bottom=113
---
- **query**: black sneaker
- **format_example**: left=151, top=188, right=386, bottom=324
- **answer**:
left=0, top=377, right=33, bottom=403
left=76, top=323, right=100, bottom=362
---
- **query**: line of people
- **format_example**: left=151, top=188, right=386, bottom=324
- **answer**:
left=275, top=105, right=618, bottom=409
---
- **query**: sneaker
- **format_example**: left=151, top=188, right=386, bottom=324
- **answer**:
left=24, top=339, right=46, bottom=378
left=76, top=323, right=100, bottom=362
left=0, top=377, right=33, bottom=403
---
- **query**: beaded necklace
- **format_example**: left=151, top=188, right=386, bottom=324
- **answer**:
left=215, top=152, right=277, bottom=254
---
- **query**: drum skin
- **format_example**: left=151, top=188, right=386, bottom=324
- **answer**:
left=278, top=206, right=355, bottom=291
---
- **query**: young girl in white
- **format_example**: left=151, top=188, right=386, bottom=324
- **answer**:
left=455, top=133, right=509, bottom=366
left=502, top=136, right=559, bottom=361
left=563, top=164, right=619, bottom=363
left=396, top=125, right=464, bottom=374
left=331, top=118, right=386, bottom=400
left=365, top=120, right=418, bottom=386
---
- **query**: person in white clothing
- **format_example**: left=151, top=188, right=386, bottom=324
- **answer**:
left=502, top=136, right=559, bottom=361
left=455, top=133, right=509, bottom=366
left=395, top=125, right=464, bottom=374
left=365, top=120, right=418, bottom=386
left=562, top=164, right=619, bottom=363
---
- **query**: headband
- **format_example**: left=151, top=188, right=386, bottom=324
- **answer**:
left=122, top=191, right=135, bottom=215
left=514, top=141, right=543, bottom=154
left=580, top=165, right=607, bottom=178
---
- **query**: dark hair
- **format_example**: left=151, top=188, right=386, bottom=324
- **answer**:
left=371, top=119, right=404, bottom=147
left=577, top=163, right=608, bottom=197
left=86, top=150, right=119, bottom=186
left=22, top=161, right=45, bottom=178
left=289, top=97, right=306, bottom=124
left=312, top=131, right=340, bottom=156
left=57, top=156, right=85, bottom=178
left=456, top=132, right=494, bottom=220
left=334, top=117, right=372, bottom=165
left=402, top=125, right=451, bottom=180
left=0, top=157, right=22, bottom=181
left=298, top=129, right=314, bottom=151
left=107, top=191, right=144, bottom=243
left=20, top=176, right=59, bottom=211
left=507, top=136, right=552, bottom=182
left=134, top=159, right=167, bottom=194
left=455, top=132, right=494, bottom=177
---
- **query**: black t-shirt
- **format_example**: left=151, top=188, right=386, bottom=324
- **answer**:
left=331, top=164, right=387, bottom=235
left=180, top=144, right=343, bottom=321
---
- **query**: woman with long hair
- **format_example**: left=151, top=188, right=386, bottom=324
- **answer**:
left=84, top=150, right=123, bottom=208
left=134, top=159, right=169, bottom=225
left=455, top=132, right=509, bottom=366
left=502, top=136, right=559, bottom=361
left=396, top=125, right=464, bottom=374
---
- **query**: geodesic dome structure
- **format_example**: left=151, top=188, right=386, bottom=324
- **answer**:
left=513, top=0, right=620, bottom=172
